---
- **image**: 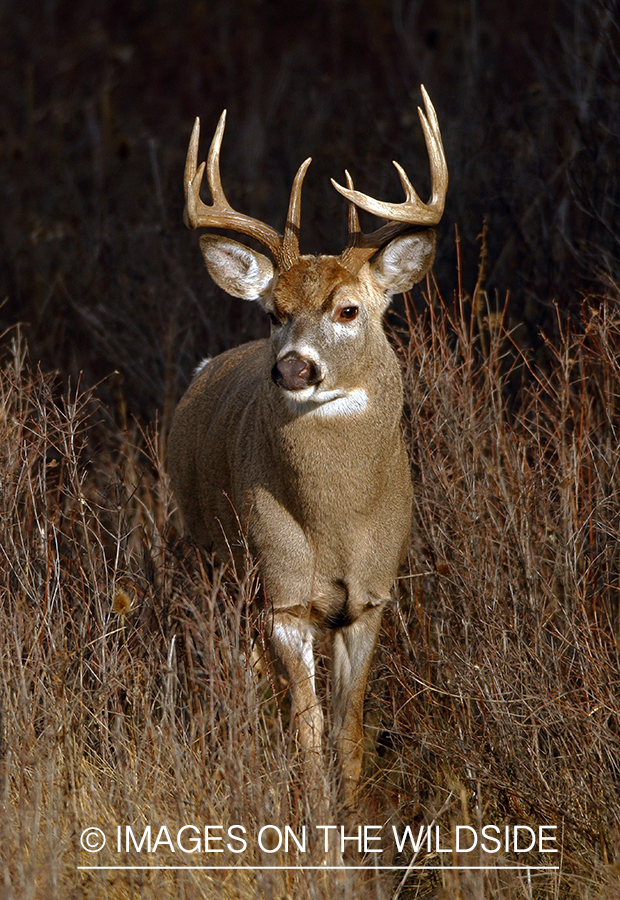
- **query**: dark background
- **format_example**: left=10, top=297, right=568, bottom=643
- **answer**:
left=1, top=0, right=618, bottom=420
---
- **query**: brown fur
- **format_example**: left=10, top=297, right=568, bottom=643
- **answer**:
left=271, top=256, right=356, bottom=317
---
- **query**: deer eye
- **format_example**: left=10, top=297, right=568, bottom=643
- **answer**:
left=336, top=306, right=359, bottom=322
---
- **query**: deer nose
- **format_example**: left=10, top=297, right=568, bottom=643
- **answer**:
left=272, top=352, right=321, bottom=391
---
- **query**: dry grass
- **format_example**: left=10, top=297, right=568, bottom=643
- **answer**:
left=377, top=279, right=620, bottom=896
left=2, top=264, right=620, bottom=897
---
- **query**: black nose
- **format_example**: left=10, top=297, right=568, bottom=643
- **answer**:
left=272, top=353, right=320, bottom=391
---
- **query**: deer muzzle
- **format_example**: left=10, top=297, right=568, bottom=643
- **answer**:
left=272, top=352, right=322, bottom=392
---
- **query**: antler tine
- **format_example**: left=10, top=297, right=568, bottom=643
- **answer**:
left=281, top=156, right=312, bottom=270
left=183, top=116, right=204, bottom=229
left=183, top=111, right=288, bottom=266
left=206, top=109, right=228, bottom=206
left=418, top=84, right=448, bottom=210
left=344, top=171, right=360, bottom=236
left=333, top=86, right=448, bottom=272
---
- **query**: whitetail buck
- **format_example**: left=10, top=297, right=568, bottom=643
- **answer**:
left=168, top=87, right=447, bottom=811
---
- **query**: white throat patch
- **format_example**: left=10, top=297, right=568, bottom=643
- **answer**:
left=283, top=387, right=369, bottom=418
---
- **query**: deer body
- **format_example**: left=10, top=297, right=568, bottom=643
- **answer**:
left=168, top=89, right=447, bottom=809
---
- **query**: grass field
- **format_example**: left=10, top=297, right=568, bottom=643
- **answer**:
left=1, top=1, right=620, bottom=897
left=2, top=275, right=620, bottom=897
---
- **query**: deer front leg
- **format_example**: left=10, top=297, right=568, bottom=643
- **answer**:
left=331, top=603, right=385, bottom=812
left=269, top=612, right=328, bottom=811
left=270, top=612, right=324, bottom=753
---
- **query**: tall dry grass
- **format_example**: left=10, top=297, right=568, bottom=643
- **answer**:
left=374, top=277, right=620, bottom=897
left=2, top=261, right=620, bottom=898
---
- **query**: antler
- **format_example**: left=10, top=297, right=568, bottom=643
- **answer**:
left=332, top=86, right=448, bottom=273
left=185, top=88, right=446, bottom=274
left=184, top=110, right=311, bottom=271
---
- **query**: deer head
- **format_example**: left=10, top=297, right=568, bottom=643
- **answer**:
left=182, top=90, right=446, bottom=425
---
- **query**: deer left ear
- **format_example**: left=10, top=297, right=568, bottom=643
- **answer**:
left=370, top=229, right=436, bottom=298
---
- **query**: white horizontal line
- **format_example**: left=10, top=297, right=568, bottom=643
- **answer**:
left=78, top=865, right=560, bottom=871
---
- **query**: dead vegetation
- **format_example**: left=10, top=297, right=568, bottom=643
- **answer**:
left=1, top=269, right=620, bottom=897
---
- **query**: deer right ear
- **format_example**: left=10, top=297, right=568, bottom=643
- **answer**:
left=199, top=235, right=275, bottom=300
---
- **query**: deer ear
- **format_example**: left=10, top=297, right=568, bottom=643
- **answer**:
left=370, top=230, right=436, bottom=298
left=199, top=235, right=275, bottom=300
